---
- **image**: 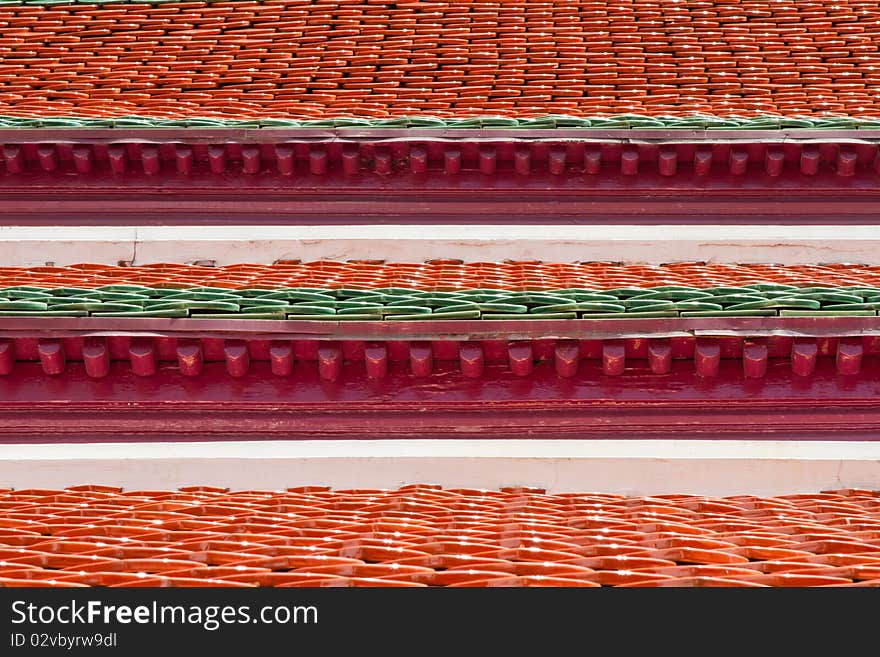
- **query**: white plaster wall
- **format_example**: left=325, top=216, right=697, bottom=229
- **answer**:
left=2, top=225, right=880, bottom=266
left=3, top=440, right=878, bottom=497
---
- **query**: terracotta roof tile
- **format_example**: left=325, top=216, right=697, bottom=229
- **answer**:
left=0, top=1, right=879, bottom=122
left=1, top=486, right=879, bottom=587
left=1, top=261, right=880, bottom=291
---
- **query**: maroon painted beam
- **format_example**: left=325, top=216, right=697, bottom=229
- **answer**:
left=0, top=359, right=878, bottom=443
left=3, top=333, right=876, bottom=379
left=1, top=138, right=879, bottom=225
left=0, top=333, right=877, bottom=443
left=1, top=127, right=878, bottom=143
left=0, top=315, right=879, bottom=340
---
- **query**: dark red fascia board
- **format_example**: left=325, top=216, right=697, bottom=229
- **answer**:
left=1, top=359, right=879, bottom=443
left=1, top=129, right=880, bottom=225
left=3, top=314, right=880, bottom=339
left=0, top=316, right=879, bottom=442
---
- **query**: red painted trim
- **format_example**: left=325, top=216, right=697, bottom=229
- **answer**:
left=0, top=359, right=877, bottom=443
left=2, top=137, right=878, bottom=225
left=1, top=127, right=878, bottom=142
left=0, top=315, right=878, bottom=339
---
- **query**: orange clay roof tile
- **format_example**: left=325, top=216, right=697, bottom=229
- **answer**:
left=0, top=261, right=879, bottom=290
left=1, top=486, right=879, bottom=587
left=0, top=1, right=879, bottom=121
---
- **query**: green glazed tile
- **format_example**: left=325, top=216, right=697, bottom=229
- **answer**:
left=578, top=311, right=680, bottom=319
left=260, top=290, right=337, bottom=302
left=159, top=291, right=241, bottom=301
left=44, top=297, right=102, bottom=306
left=91, top=309, right=189, bottom=317
left=0, top=301, right=48, bottom=310
left=367, top=294, right=416, bottom=304
left=334, top=289, right=385, bottom=299
left=337, top=306, right=382, bottom=316
left=679, top=310, right=778, bottom=317
left=815, top=303, right=880, bottom=311
left=337, top=294, right=390, bottom=304
left=420, top=303, right=480, bottom=313
left=495, top=293, right=572, bottom=305
left=332, top=313, right=386, bottom=321
left=725, top=298, right=821, bottom=311
left=239, top=305, right=305, bottom=314
left=147, top=301, right=241, bottom=312
left=566, top=293, right=621, bottom=302
left=186, top=286, right=238, bottom=294
left=387, top=297, right=452, bottom=308
left=387, top=310, right=482, bottom=320
left=626, top=290, right=715, bottom=301
left=0, top=290, right=52, bottom=299
left=235, top=288, right=281, bottom=298
left=371, top=287, right=421, bottom=296
left=193, top=313, right=285, bottom=320
left=602, top=287, right=657, bottom=297
left=92, top=292, right=151, bottom=302
left=379, top=306, right=434, bottom=316
left=700, top=294, right=767, bottom=305
left=475, top=303, right=529, bottom=313
left=620, top=299, right=676, bottom=310
left=65, top=302, right=144, bottom=312
left=453, top=291, right=508, bottom=301
left=806, top=293, right=868, bottom=304
left=778, top=310, right=877, bottom=317
left=623, top=302, right=678, bottom=312
left=286, top=304, right=337, bottom=315
left=141, top=299, right=192, bottom=309
left=46, top=288, right=96, bottom=296
left=237, top=298, right=291, bottom=307
left=672, top=302, right=725, bottom=311
left=701, top=287, right=754, bottom=295
left=842, top=287, right=880, bottom=295
left=480, top=312, right=577, bottom=320
left=532, top=302, right=627, bottom=313
left=408, top=291, right=463, bottom=299
left=794, top=287, right=845, bottom=294
left=150, top=288, right=193, bottom=296
left=0, top=310, right=88, bottom=316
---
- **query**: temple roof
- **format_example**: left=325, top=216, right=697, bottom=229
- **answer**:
left=0, top=1, right=879, bottom=128
left=2, top=485, right=879, bottom=587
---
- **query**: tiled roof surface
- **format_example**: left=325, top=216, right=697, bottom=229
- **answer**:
left=1, top=486, right=879, bottom=587
left=4, top=261, right=880, bottom=290
left=0, top=1, right=879, bottom=124
left=2, top=262, right=880, bottom=318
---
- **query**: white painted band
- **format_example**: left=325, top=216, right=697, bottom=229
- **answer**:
left=1, top=225, right=880, bottom=266
left=3, top=439, right=878, bottom=497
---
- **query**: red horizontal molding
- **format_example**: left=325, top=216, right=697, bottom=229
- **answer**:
left=0, top=359, right=878, bottom=443
left=0, top=315, right=879, bottom=339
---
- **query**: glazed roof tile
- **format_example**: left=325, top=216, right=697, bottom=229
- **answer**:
left=5, top=261, right=880, bottom=290
left=0, top=1, right=879, bottom=126
left=1, top=485, right=879, bottom=587
left=2, top=262, right=880, bottom=319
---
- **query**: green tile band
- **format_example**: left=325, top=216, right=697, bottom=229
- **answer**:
left=0, top=285, right=879, bottom=320
left=0, top=114, right=878, bottom=130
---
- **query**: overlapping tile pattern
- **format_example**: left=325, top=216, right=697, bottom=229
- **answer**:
left=1, top=486, right=879, bottom=587
left=4, top=283, right=880, bottom=319
left=4, top=261, right=880, bottom=291
left=0, top=1, right=879, bottom=121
